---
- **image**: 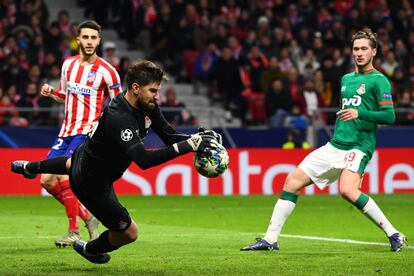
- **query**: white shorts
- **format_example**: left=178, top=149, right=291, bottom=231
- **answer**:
left=298, top=142, right=366, bottom=190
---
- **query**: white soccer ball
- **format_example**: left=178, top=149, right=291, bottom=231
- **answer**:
left=194, top=144, right=229, bottom=178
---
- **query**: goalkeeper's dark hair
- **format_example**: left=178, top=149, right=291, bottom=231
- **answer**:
left=126, top=60, right=168, bottom=89
left=77, top=20, right=101, bottom=36
left=351, top=28, right=377, bottom=49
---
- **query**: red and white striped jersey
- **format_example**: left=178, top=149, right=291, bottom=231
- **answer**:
left=54, top=55, right=122, bottom=137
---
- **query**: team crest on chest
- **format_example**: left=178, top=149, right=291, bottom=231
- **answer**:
left=87, top=71, right=97, bottom=83
left=356, top=84, right=366, bottom=95
left=145, top=116, right=152, bottom=129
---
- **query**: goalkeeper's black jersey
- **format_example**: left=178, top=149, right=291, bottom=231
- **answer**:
left=76, top=92, right=189, bottom=184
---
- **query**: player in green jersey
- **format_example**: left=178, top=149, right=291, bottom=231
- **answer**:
left=241, top=28, right=407, bottom=252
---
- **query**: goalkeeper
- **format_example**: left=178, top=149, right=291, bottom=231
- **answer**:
left=11, top=60, right=221, bottom=264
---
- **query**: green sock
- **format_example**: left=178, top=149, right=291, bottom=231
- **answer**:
left=280, top=190, right=298, bottom=203
left=353, top=193, right=370, bottom=209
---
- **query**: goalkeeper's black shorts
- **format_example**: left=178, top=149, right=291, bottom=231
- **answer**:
left=69, top=144, right=132, bottom=232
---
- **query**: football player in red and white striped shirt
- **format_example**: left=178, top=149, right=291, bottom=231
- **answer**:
left=39, top=20, right=122, bottom=247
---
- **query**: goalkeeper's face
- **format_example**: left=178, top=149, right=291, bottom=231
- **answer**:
left=352, top=38, right=376, bottom=70
left=135, top=82, right=161, bottom=111
left=77, top=28, right=101, bottom=58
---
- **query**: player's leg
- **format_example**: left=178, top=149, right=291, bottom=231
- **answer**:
left=62, top=136, right=100, bottom=240
left=241, top=143, right=339, bottom=251
left=70, top=174, right=135, bottom=264
left=339, top=169, right=407, bottom=251
left=241, top=167, right=312, bottom=251
left=41, top=137, right=82, bottom=247
left=40, top=173, right=81, bottom=247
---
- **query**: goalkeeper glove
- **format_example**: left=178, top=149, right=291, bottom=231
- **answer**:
left=173, top=133, right=219, bottom=154
left=198, top=127, right=223, bottom=145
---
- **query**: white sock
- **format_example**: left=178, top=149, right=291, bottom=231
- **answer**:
left=362, top=198, right=398, bottom=237
left=263, top=199, right=296, bottom=243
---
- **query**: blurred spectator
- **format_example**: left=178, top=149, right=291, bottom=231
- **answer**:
left=278, top=47, right=294, bottom=74
left=41, top=52, right=58, bottom=78
left=381, top=51, right=399, bottom=78
left=314, top=69, right=332, bottom=107
left=212, top=47, right=243, bottom=105
left=284, top=103, right=310, bottom=130
left=16, top=82, right=41, bottom=125
left=68, top=22, right=79, bottom=52
left=0, top=91, right=14, bottom=124
left=264, top=78, right=292, bottom=127
left=160, top=88, right=196, bottom=127
left=297, top=48, right=320, bottom=76
left=194, top=15, right=213, bottom=51
left=392, top=67, right=410, bottom=99
left=102, top=41, right=120, bottom=70
left=118, top=56, right=131, bottom=89
left=227, top=35, right=244, bottom=60
left=395, top=90, right=414, bottom=125
left=282, top=127, right=310, bottom=149
left=212, top=24, right=229, bottom=50
left=247, top=45, right=269, bottom=91
left=167, top=17, right=195, bottom=80
left=44, top=21, right=62, bottom=57
left=1, top=53, right=27, bottom=91
left=57, top=10, right=71, bottom=35
left=259, top=56, right=284, bottom=93
left=59, top=37, right=74, bottom=60
left=5, top=84, right=20, bottom=104
left=296, top=78, right=323, bottom=121
left=195, top=41, right=219, bottom=83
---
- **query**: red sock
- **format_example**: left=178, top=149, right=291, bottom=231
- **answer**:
left=59, top=180, right=79, bottom=231
left=79, top=203, right=89, bottom=222
left=47, top=184, right=64, bottom=205
left=47, top=182, right=89, bottom=223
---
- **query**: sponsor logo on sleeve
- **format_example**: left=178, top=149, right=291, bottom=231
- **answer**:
left=382, top=93, right=392, bottom=99
left=110, top=83, right=121, bottom=90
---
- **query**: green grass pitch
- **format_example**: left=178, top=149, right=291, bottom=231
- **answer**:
left=0, top=195, right=413, bottom=275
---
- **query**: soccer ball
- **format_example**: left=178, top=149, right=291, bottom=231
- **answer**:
left=194, top=144, right=229, bottom=178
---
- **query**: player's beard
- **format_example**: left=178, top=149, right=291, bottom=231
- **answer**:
left=139, top=100, right=157, bottom=112
left=137, top=92, right=157, bottom=112
left=79, top=43, right=97, bottom=58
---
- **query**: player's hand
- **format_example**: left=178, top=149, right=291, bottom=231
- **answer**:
left=187, top=133, right=219, bottom=153
left=40, top=84, right=54, bottom=97
left=198, top=127, right=223, bottom=145
left=337, top=109, right=358, bottom=121
left=174, top=134, right=219, bottom=154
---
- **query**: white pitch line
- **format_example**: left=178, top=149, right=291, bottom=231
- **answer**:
left=280, top=234, right=414, bottom=249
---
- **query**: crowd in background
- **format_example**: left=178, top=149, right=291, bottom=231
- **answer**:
left=1, top=0, right=414, bottom=128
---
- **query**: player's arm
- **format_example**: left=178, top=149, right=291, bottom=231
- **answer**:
left=151, top=107, right=223, bottom=144
left=103, top=65, right=122, bottom=98
left=337, top=107, right=395, bottom=124
left=149, top=106, right=191, bottom=144
left=107, top=113, right=217, bottom=170
left=41, top=61, right=68, bottom=103
left=40, top=83, right=65, bottom=103
left=359, top=75, right=395, bottom=125
left=357, top=108, right=395, bottom=125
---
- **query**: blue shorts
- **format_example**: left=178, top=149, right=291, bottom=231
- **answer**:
left=46, top=135, right=87, bottom=159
